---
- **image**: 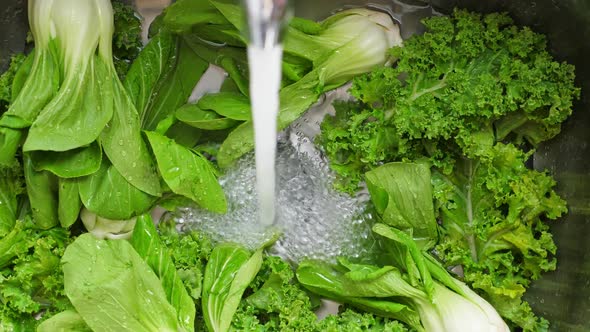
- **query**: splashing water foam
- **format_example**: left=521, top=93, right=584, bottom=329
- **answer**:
left=176, top=103, right=377, bottom=263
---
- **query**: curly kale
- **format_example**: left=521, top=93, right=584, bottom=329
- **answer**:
left=111, top=1, right=143, bottom=80
left=320, top=9, right=579, bottom=192
left=318, top=9, right=578, bottom=331
left=0, top=219, right=72, bottom=330
left=230, top=256, right=409, bottom=331
left=0, top=54, right=27, bottom=112
left=432, top=143, right=566, bottom=331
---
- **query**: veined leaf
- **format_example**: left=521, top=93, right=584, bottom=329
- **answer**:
left=198, top=92, right=251, bottom=121
left=0, top=162, right=24, bottom=236
left=23, top=153, right=58, bottom=229
left=176, top=104, right=239, bottom=130
left=24, top=55, right=114, bottom=152
left=131, top=214, right=196, bottom=332
left=365, top=162, right=438, bottom=250
left=30, top=141, right=102, bottom=178
left=37, top=310, right=92, bottom=332
left=124, top=31, right=176, bottom=119
left=100, top=76, right=162, bottom=196
left=202, top=244, right=263, bottom=332
left=78, top=159, right=156, bottom=220
left=145, top=131, right=226, bottom=213
left=0, top=45, right=60, bottom=129
left=141, top=38, right=209, bottom=130
left=58, top=177, right=81, bottom=228
left=62, top=234, right=180, bottom=332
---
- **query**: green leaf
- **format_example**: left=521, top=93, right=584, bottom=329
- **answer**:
left=10, top=52, right=35, bottom=103
left=372, top=223, right=435, bottom=299
left=176, top=104, right=239, bottom=130
left=296, top=259, right=424, bottom=330
left=145, top=131, right=227, bottom=213
left=209, top=0, right=244, bottom=32
left=217, top=73, right=320, bottom=168
left=0, top=162, right=24, bottom=236
left=181, top=37, right=249, bottom=97
left=0, top=220, right=27, bottom=268
left=365, top=162, right=438, bottom=249
left=141, top=39, right=209, bottom=131
left=23, top=153, right=58, bottom=229
left=130, top=214, right=196, bottom=332
left=124, top=31, right=176, bottom=119
left=198, top=92, right=251, bottom=121
left=23, top=55, right=113, bottom=152
left=78, top=159, right=157, bottom=220
left=0, top=127, right=23, bottom=165
left=29, top=141, right=102, bottom=178
left=37, top=310, right=92, bottom=332
left=202, top=244, right=263, bottom=332
left=62, top=234, right=181, bottom=332
left=0, top=46, right=60, bottom=129
left=219, top=56, right=249, bottom=97
left=58, top=177, right=81, bottom=228
left=100, top=76, right=162, bottom=197
left=161, top=0, right=229, bottom=34
left=164, top=121, right=203, bottom=148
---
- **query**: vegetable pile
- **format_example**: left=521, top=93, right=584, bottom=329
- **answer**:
left=0, top=0, right=578, bottom=331
left=318, top=9, right=579, bottom=331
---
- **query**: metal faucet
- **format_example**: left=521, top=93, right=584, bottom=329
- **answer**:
left=244, top=0, right=290, bottom=49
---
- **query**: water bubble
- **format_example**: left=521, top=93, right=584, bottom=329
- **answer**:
left=177, top=141, right=375, bottom=263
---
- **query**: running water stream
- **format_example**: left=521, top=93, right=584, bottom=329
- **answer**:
left=244, top=0, right=289, bottom=226
left=248, top=45, right=282, bottom=226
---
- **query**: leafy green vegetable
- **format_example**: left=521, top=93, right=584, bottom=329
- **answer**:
left=365, top=162, right=438, bottom=250
left=197, top=92, right=251, bottom=121
left=23, top=153, right=58, bottom=229
left=99, top=77, right=161, bottom=197
left=202, top=243, right=263, bottom=332
left=317, top=309, right=410, bottom=332
left=111, top=1, right=143, bottom=80
left=23, top=0, right=115, bottom=152
left=318, top=9, right=578, bottom=330
left=298, top=223, right=509, bottom=332
left=0, top=219, right=71, bottom=330
left=124, top=31, right=176, bottom=118
left=78, top=159, right=156, bottom=221
left=157, top=1, right=401, bottom=168
left=176, top=104, right=239, bottom=130
left=0, top=161, right=24, bottom=236
left=432, top=143, right=565, bottom=330
left=37, top=310, right=92, bottom=332
left=138, top=38, right=209, bottom=131
left=320, top=10, right=579, bottom=190
left=158, top=219, right=213, bottom=302
left=214, top=7, right=401, bottom=167
left=229, top=255, right=411, bottom=332
left=131, top=214, right=196, bottom=332
left=62, top=233, right=181, bottom=332
left=57, top=177, right=81, bottom=228
left=0, top=54, right=27, bottom=111
left=145, top=131, right=227, bottom=213
left=29, top=142, right=102, bottom=178
left=0, top=2, right=60, bottom=130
